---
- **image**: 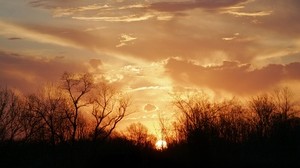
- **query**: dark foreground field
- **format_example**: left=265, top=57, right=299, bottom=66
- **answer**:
left=1, top=137, right=299, bottom=168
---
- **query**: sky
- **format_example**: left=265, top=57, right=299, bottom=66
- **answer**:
left=1, top=0, right=300, bottom=135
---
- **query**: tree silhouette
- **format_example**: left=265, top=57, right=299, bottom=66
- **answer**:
left=60, top=72, right=93, bottom=142
left=20, top=94, right=45, bottom=142
left=32, top=84, right=71, bottom=145
left=125, top=122, right=155, bottom=148
left=0, top=86, right=23, bottom=141
left=172, top=91, right=220, bottom=143
left=250, top=93, right=276, bottom=138
left=272, top=87, right=296, bottom=121
left=91, top=82, right=131, bottom=141
left=218, top=98, right=252, bottom=143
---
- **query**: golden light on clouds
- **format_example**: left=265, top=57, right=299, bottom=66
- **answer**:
left=1, top=0, right=300, bottom=134
left=116, top=34, right=137, bottom=48
left=72, top=14, right=154, bottom=22
left=0, top=21, right=76, bottom=48
left=224, top=10, right=273, bottom=16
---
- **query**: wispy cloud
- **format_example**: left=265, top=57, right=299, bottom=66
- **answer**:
left=222, top=33, right=239, bottom=41
left=84, top=26, right=106, bottom=32
left=150, top=0, right=250, bottom=12
left=129, top=86, right=169, bottom=92
left=116, top=34, right=137, bottom=48
left=53, top=4, right=110, bottom=17
left=7, top=37, right=22, bottom=40
left=72, top=14, right=154, bottom=22
left=224, top=10, right=273, bottom=17
left=0, top=20, right=115, bottom=53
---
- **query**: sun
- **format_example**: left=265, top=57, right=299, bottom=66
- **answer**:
left=155, top=140, right=167, bottom=150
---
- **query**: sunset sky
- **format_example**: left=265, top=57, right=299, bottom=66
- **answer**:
left=1, top=0, right=300, bottom=135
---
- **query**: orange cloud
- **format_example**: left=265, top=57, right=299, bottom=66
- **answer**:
left=72, top=14, right=154, bottom=22
left=89, top=59, right=102, bottom=69
left=0, top=50, right=87, bottom=93
left=224, top=10, right=272, bottom=17
left=150, top=0, right=249, bottom=12
left=22, top=0, right=300, bottom=64
left=144, top=104, right=157, bottom=112
left=165, top=58, right=300, bottom=95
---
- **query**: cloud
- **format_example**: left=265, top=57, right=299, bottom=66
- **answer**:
left=0, top=21, right=88, bottom=49
left=28, top=0, right=83, bottom=9
left=222, top=32, right=240, bottom=41
left=150, top=0, right=249, bottom=12
left=129, top=86, right=169, bottom=92
left=53, top=4, right=110, bottom=17
left=84, top=27, right=106, bottom=32
left=144, top=104, right=158, bottom=112
left=8, top=37, right=22, bottom=40
left=116, top=34, right=137, bottom=48
left=224, top=10, right=272, bottom=17
left=13, top=0, right=300, bottom=67
left=0, top=20, right=116, bottom=54
left=165, top=58, right=300, bottom=95
left=89, top=59, right=102, bottom=69
left=255, top=0, right=300, bottom=37
left=0, top=50, right=87, bottom=93
left=2, top=3, right=297, bottom=66
left=72, top=14, right=154, bottom=22
left=31, top=0, right=154, bottom=22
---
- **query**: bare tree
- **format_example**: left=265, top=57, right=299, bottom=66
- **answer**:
left=0, top=86, right=23, bottom=141
left=61, top=72, right=93, bottom=142
left=171, top=90, right=228, bottom=163
left=91, top=82, right=131, bottom=141
left=218, top=98, right=253, bottom=143
left=125, top=122, right=155, bottom=148
left=77, top=113, right=90, bottom=141
left=249, top=93, right=276, bottom=138
left=272, top=87, right=296, bottom=121
left=172, top=91, right=221, bottom=142
left=21, top=94, right=45, bottom=142
left=33, top=84, right=71, bottom=145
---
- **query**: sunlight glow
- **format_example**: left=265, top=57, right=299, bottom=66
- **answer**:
left=155, top=140, right=167, bottom=150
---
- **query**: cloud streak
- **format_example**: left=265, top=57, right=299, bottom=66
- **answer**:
left=0, top=20, right=116, bottom=54
left=165, top=58, right=300, bottom=95
left=224, top=10, right=272, bottom=17
left=72, top=14, right=154, bottom=22
left=116, top=34, right=137, bottom=48
left=150, top=0, right=249, bottom=12
left=0, top=50, right=87, bottom=93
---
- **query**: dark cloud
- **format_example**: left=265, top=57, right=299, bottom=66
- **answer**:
left=259, top=0, right=300, bottom=37
left=165, top=58, right=300, bottom=95
left=8, top=37, right=22, bottom=40
left=144, top=104, right=157, bottom=112
left=89, top=59, right=102, bottom=69
left=0, top=50, right=87, bottom=93
left=150, top=0, right=249, bottom=12
left=28, top=0, right=84, bottom=8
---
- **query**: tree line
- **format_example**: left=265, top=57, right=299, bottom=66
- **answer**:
left=167, top=87, right=300, bottom=145
left=0, top=72, right=131, bottom=145
left=161, top=88, right=300, bottom=167
left=1, top=72, right=300, bottom=167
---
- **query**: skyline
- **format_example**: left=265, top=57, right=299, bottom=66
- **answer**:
left=1, top=0, right=300, bottom=134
